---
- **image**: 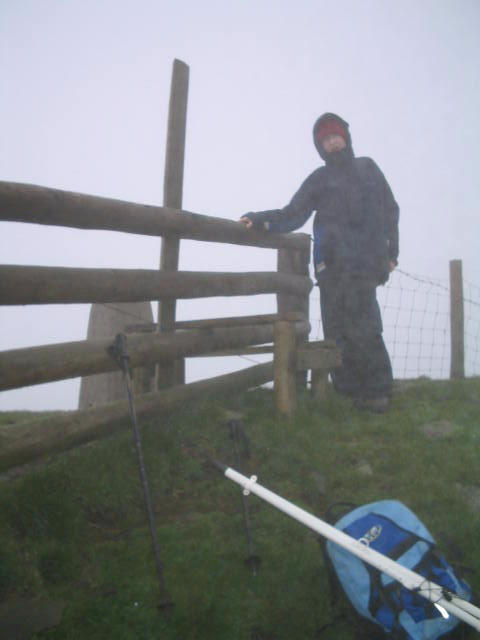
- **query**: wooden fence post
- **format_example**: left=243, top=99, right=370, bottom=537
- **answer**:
left=274, top=320, right=297, bottom=417
left=311, top=369, right=328, bottom=401
left=277, top=242, right=311, bottom=388
left=276, top=245, right=310, bottom=318
left=157, top=59, right=189, bottom=389
left=450, top=259, right=465, bottom=379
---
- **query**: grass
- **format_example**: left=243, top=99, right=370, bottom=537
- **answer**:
left=0, top=378, right=479, bottom=639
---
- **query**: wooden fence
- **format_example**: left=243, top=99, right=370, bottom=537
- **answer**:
left=0, top=59, right=339, bottom=472
left=0, top=53, right=467, bottom=475
left=0, top=177, right=338, bottom=471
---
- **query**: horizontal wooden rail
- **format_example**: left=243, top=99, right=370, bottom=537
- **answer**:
left=194, top=340, right=339, bottom=361
left=0, top=181, right=310, bottom=251
left=125, top=311, right=307, bottom=333
left=0, top=265, right=312, bottom=305
left=198, top=346, right=276, bottom=357
left=0, top=361, right=275, bottom=472
left=0, top=320, right=310, bottom=391
left=296, top=341, right=341, bottom=370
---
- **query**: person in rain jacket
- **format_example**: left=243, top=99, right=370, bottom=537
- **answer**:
left=240, top=113, right=399, bottom=413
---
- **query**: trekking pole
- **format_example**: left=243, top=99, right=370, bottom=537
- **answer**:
left=227, top=419, right=261, bottom=575
left=108, top=333, right=172, bottom=611
left=212, top=461, right=480, bottom=633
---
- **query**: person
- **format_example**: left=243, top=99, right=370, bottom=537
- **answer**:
left=239, top=113, right=399, bottom=413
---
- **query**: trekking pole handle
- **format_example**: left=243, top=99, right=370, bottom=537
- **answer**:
left=107, top=333, right=130, bottom=374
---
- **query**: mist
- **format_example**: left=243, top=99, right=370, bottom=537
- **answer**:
left=1, top=0, right=479, bottom=410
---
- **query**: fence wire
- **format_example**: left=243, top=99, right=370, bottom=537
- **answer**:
left=378, top=270, right=451, bottom=379
left=464, top=279, right=480, bottom=378
left=310, top=269, right=480, bottom=380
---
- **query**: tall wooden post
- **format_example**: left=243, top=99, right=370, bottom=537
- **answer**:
left=449, top=259, right=464, bottom=379
left=157, top=59, right=189, bottom=389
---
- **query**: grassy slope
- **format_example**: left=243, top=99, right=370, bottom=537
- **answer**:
left=0, top=378, right=479, bottom=639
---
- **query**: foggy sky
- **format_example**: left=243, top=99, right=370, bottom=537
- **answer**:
left=1, top=0, right=479, bottom=410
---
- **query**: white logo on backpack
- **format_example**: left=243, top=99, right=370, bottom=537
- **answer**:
left=358, top=525, right=382, bottom=546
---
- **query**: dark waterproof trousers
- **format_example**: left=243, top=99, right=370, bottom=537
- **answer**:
left=319, top=273, right=393, bottom=399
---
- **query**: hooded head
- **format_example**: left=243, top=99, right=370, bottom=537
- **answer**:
left=313, top=113, right=354, bottom=162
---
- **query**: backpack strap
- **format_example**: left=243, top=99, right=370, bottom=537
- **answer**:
left=324, top=502, right=357, bottom=524
left=318, top=537, right=343, bottom=607
left=318, top=541, right=394, bottom=640
left=367, top=565, right=402, bottom=624
left=360, top=571, right=407, bottom=640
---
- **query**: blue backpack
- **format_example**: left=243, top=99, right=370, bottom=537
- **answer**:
left=324, top=500, right=473, bottom=639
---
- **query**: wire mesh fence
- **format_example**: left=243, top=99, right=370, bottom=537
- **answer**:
left=379, top=269, right=451, bottom=379
left=310, top=268, right=480, bottom=380
left=463, top=279, right=480, bottom=378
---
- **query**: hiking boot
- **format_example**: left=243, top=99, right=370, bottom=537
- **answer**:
left=354, top=396, right=389, bottom=414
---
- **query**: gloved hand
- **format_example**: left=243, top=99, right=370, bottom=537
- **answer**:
left=239, top=213, right=270, bottom=231
left=239, top=215, right=253, bottom=229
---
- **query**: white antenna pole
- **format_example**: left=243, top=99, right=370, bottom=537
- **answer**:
left=217, top=463, right=480, bottom=632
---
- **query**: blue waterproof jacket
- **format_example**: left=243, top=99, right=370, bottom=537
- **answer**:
left=246, top=114, right=399, bottom=284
